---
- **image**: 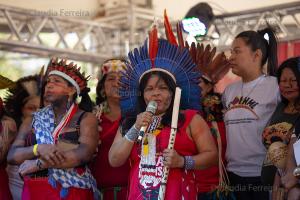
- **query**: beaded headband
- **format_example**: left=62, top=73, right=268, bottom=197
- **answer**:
left=99, top=59, right=127, bottom=80
left=46, top=58, right=90, bottom=95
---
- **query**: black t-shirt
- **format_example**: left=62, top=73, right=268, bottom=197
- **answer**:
left=261, top=103, right=300, bottom=186
left=262, top=103, right=300, bottom=148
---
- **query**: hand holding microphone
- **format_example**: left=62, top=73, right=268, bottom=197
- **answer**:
left=135, top=101, right=157, bottom=143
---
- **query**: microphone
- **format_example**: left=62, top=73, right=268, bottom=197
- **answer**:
left=136, top=101, right=157, bottom=143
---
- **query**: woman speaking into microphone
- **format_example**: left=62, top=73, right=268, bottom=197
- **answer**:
left=109, top=23, right=217, bottom=200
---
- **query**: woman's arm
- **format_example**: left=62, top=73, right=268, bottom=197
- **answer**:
left=163, top=114, right=218, bottom=169
left=281, top=137, right=298, bottom=190
left=53, top=112, right=99, bottom=168
left=109, top=111, right=153, bottom=167
left=109, top=129, right=134, bottom=167
left=7, top=117, right=59, bottom=166
left=271, top=173, right=281, bottom=200
left=189, top=114, right=218, bottom=169
left=7, top=117, right=36, bottom=164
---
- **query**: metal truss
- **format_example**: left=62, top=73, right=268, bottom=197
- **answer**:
left=0, top=4, right=118, bottom=63
left=0, top=2, right=299, bottom=64
left=94, top=4, right=156, bottom=55
left=208, top=1, right=300, bottom=50
left=99, top=1, right=300, bottom=54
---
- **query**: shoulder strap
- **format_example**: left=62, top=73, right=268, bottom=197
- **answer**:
left=75, top=111, right=86, bottom=129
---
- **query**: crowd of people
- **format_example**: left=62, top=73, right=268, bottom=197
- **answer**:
left=0, top=11, right=299, bottom=200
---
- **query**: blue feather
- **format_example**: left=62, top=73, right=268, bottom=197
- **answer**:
left=120, top=38, right=202, bottom=116
left=48, top=176, right=57, bottom=188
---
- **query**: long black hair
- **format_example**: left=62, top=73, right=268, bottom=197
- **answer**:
left=276, top=56, right=300, bottom=108
left=95, top=74, right=107, bottom=105
left=235, top=27, right=278, bottom=76
left=77, top=87, right=94, bottom=112
left=121, top=71, right=185, bottom=135
left=65, top=81, right=94, bottom=112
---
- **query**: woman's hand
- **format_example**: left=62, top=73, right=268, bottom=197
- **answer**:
left=134, top=111, right=153, bottom=130
left=18, top=160, right=38, bottom=176
left=37, top=144, right=65, bottom=166
left=162, top=149, right=184, bottom=168
left=287, top=186, right=300, bottom=200
left=281, top=171, right=298, bottom=191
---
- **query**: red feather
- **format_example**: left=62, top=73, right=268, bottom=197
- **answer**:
left=164, top=9, right=177, bottom=46
left=149, top=25, right=158, bottom=68
left=176, top=22, right=184, bottom=50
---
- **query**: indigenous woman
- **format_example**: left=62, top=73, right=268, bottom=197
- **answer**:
left=222, top=28, right=281, bottom=199
left=190, top=43, right=230, bottom=199
left=262, top=57, right=300, bottom=199
left=0, top=97, right=17, bottom=200
left=90, top=59, right=130, bottom=199
left=4, top=74, right=42, bottom=200
left=7, top=59, right=100, bottom=200
left=109, top=24, right=218, bottom=200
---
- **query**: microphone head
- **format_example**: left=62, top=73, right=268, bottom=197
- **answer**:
left=146, top=101, right=157, bottom=114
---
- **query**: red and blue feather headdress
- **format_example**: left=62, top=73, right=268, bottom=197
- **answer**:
left=120, top=12, right=201, bottom=115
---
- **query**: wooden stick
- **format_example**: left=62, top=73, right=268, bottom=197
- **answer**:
left=158, top=87, right=181, bottom=200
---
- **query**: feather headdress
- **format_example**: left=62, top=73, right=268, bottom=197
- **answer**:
left=0, top=75, right=16, bottom=90
left=99, top=59, right=127, bottom=81
left=119, top=12, right=201, bottom=116
left=4, top=74, right=43, bottom=128
left=46, top=58, right=90, bottom=95
left=187, top=42, right=230, bottom=84
left=163, top=10, right=230, bottom=84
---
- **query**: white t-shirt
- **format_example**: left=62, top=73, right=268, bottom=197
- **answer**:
left=222, top=75, right=281, bottom=177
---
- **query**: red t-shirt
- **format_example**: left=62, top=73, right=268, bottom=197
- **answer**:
left=90, top=115, right=130, bottom=198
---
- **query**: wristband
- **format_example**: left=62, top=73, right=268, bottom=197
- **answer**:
left=33, top=144, right=39, bottom=156
left=124, top=125, right=139, bottom=142
left=184, top=156, right=195, bottom=170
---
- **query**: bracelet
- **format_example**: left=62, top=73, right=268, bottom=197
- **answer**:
left=184, top=156, right=195, bottom=170
left=36, top=159, right=43, bottom=170
left=124, top=125, right=139, bottom=142
left=33, top=144, right=39, bottom=156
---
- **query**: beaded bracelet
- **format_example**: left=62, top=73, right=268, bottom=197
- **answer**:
left=184, top=156, right=195, bottom=170
left=124, top=125, right=139, bottom=142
